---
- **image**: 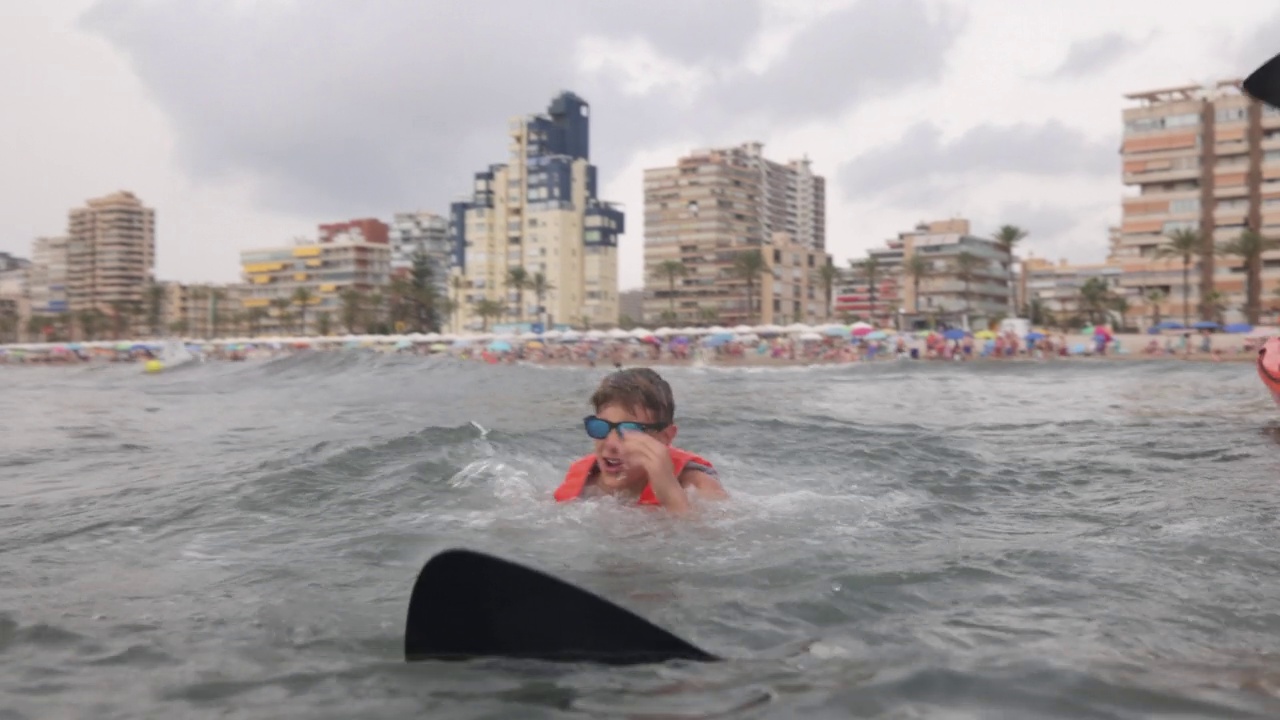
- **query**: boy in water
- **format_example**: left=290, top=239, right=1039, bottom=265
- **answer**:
left=553, top=368, right=728, bottom=513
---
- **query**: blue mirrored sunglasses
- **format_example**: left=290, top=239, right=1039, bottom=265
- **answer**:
left=583, top=415, right=669, bottom=440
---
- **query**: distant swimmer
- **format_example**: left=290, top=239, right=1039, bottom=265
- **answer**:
left=553, top=368, right=728, bottom=513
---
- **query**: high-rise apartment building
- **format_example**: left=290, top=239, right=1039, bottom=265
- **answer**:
left=390, top=211, right=451, bottom=298
left=642, top=142, right=829, bottom=326
left=449, top=91, right=625, bottom=332
left=1118, top=80, right=1280, bottom=320
left=66, top=191, right=156, bottom=315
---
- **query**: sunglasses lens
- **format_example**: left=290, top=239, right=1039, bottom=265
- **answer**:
left=619, top=422, right=644, bottom=433
left=584, top=417, right=610, bottom=439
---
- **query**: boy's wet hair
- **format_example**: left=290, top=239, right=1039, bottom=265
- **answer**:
left=590, top=368, right=675, bottom=425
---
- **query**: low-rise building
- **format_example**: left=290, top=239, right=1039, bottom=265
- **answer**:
left=239, top=225, right=391, bottom=335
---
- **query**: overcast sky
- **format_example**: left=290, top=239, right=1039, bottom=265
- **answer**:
left=3, top=0, right=1279, bottom=290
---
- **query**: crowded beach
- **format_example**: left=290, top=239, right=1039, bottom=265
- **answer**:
left=0, top=320, right=1270, bottom=369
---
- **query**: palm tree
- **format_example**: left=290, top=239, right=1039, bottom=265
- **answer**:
left=209, top=289, right=226, bottom=338
left=368, top=292, right=386, bottom=333
left=506, top=266, right=529, bottom=322
left=904, top=253, right=931, bottom=316
left=473, top=299, right=505, bottom=332
left=1109, top=295, right=1130, bottom=331
left=530, top=271, right=554, bottom=327
left=731, top=250, right=768, bottom=325
left=818, top=259, right=838, bottom=321
left=292, top=287, right=313, bottom=335
left=269, top=297, right=292, bottom=335
left=1157, top=228, right=1201, bottom=327
left=146, top=282, right=165, bottom=337
left=0, top=311, right=16, bottom=344
left=953, top=251, right=982, bottom=323
left=992, top=225, right=1029, bottom=317
left=652, top=260, right=687, bottom=320
left=1203, top=290, right=1227, bottom=325
left=850, top=256, right=881, bottom=323
left=698, top=305, right=719, bottom=326
left=1218, top=229, right=1279, bottom=325
left=77, top=309, right=102, bottom=341
left=450, top=275, right=466, bottom=333
left=1078, top=277, right=1111, bottom=325
left=108, top=300, right=131, bottom=339
left=339, top=290, right=363, bottom=334
left=246, top=307, right=268, bottom=337
left=1145, top=289, right=1166, bottom=328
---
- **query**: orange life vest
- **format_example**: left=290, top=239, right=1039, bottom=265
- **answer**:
left=553, top=447, right=715, bottom=506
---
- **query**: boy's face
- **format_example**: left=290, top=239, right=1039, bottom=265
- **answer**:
left=592, top=401, right=676, bottom=487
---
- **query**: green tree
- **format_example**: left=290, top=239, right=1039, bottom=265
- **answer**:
left=246, top=307, right=268, bottom=337
left=146, top=282, right=165, bottom=336
left=339, top=290, right=363, bottom=334
left=1157, top=228, right=1201, bottom=327
left=1109, top=295, right=1130, bottom=331
left=992, top=224, right=1029, bottom=317
left=292, top=287, right=313, bottom=335
left=732, top=249, right=768, bottom=325
left=473, top=298, right=505, bottom=332
left=851, top=256, right=881, bottom=323
left=904, top=253, right=931, bottom=316
left=269, top=297, right=292, bottom=335
left=530, top=271, right=554, bottom=327
left=1078, top=277, right=1112, bottom=325
left=450, top=274, right=466, bottom=332
left=652, top=260, right=687, bottom=320
left=818, top=259, right=839, bottom=321
left=316, top=311, right=332, bottom=336
left=506, top=266, right=529, bottom=322
left=1218, top=229, right=1279, bottom=325
left=1145, top=289, right=1166, bottom=328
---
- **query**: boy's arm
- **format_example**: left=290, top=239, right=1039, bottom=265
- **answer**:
left=678, top=467, right=729, bottom=500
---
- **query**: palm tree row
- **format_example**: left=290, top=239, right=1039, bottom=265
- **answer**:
left=1155, top=227, right=1279, bottom=327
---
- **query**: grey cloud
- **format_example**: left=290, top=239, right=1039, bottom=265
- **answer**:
left=712, top=0, right=966, bottom=120
left=839, top=120, right=1117, bottom=203
left=1047, top=33, right=1139, bottom=80
left=79, top=0, right=961, bottom=222
left=1238, top=9, right=1280, bottom=78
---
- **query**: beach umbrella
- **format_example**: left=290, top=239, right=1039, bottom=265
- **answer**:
left=866, top=331, right=888, bottom=341
left=943, top=329, right=967, bottom=340
left=1026, top=331, right=1046, bottom=341
left=798, top=331, right=823, bottom=341
left=974, top=330, right=996, bottom=339
left=1224, top=322, right=1253, bottom=334
left=826, top=325, right=853, bottom=337
left=488, top=340, right=512, bottom=352
left=851, top=326, right=873, bottom=337
left=1192, top=321, right=1219, bottom=330
left=850, top=321, right=873, bottom=331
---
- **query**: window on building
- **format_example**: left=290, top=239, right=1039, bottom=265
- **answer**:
left=1216, top=107, right=1247, bottom=123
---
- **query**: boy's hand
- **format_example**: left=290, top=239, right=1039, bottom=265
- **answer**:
left=619, top=430, right=677, bottom=485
